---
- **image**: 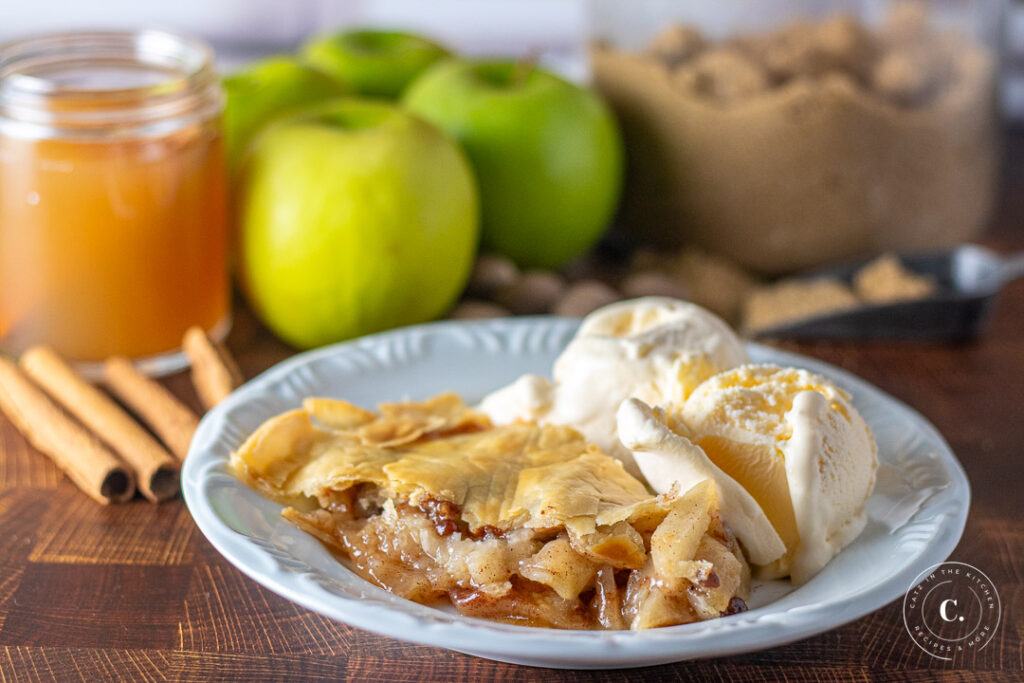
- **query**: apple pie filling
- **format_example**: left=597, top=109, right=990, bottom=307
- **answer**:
left=231, top=393, right=749, bottom=630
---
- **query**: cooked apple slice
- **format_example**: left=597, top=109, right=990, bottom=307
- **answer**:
left=616, top=397, right=786, bottom=566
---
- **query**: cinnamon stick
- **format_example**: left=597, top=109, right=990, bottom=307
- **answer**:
left=0, top=357, right=134, bottom=504
left=104, top=356, right=199, bottom=460
left=183, top=326, right=242, bottom=410
left=20, top=347, right=179, bottom=503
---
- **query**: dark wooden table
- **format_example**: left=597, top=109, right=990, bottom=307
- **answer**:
left=2, top=136, right=1024, bottom=683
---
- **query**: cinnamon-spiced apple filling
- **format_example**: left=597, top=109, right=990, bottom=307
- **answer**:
left=231, top=393, right=750, bottom=630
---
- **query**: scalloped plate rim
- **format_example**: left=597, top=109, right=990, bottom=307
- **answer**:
left=182, top=316, right=969, bottom=669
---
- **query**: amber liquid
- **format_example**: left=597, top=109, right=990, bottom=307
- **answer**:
left=0, top=122, right=228, bottom=363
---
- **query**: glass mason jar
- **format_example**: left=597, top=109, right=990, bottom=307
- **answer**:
left=0, top=30, right=229, bottom=375
left=590, top=0, right=1005, bottom=275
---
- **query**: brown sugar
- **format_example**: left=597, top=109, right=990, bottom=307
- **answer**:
left=853, top=253, right=936, bottom=304
left=742, top=253, right=937, bottom=333
left=743, top=279, right=859, bottom=334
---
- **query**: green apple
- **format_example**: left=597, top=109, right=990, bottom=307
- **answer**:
left=222, top=56, right=348, bottom=172
left=301, top=29, right=450, bottom=99
left=403, top=60, right=623, bottom=269
left=238, top=100, right=478, bottom=348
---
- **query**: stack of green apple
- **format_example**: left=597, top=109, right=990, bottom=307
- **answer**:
left=226, top=29, right=623, bottom=349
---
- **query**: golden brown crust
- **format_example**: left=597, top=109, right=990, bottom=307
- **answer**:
left=234, top=393, right=750, bottom=630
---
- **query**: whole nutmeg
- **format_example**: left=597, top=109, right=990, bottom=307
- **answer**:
left=674, top=48, right=768, bottom=103
left=559, top=254, right=608, bottom=283
left=648, top=24, right=706, bottom=68
left=755, top=22, right=823, bottom=81
left=449, top=300, right=512, bottom=320
left=620, top=271, right=690, bottom=301
left=552, top=279, right=621, bottom=318
left=872, top=48, right=939, bottom=105
left=494, top=270, right=566, bottom=315
left=466, top=253, right=519, bottom=298
left=815, top=13, right=877, bottom=78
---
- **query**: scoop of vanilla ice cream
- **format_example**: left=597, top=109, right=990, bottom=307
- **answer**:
left=478, top=298, right=876, bottom=585
left=478, top=374, right=553, bottom=425
left=616, top=397, right=786, bottom=566
left=678, top=364, right=877, bottom=584
left=479, top=297, right=749, bottom=474
left=573, top=297, right=749, bottom=373
left=548, top=298, right=747, bottom=470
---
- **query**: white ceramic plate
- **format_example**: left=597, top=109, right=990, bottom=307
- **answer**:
left=182, top=317, right=969, bottom=669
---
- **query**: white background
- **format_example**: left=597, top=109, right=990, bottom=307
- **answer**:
left=1, top=0, right=1020, bottom=116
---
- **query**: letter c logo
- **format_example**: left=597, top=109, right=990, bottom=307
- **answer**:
left=939, top=599, right=961, bottom=622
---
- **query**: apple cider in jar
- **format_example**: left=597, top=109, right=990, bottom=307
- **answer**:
left=0, top=31, right=228, bottom=374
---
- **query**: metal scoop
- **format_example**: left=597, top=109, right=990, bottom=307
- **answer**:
left=750, top=244, right=1024, bottom=341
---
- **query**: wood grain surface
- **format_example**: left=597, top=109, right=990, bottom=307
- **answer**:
left=2, top=135, right=1024, bottom=682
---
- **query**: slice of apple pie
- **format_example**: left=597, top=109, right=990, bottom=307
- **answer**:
left=231, top=392, right=750, bottom=630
